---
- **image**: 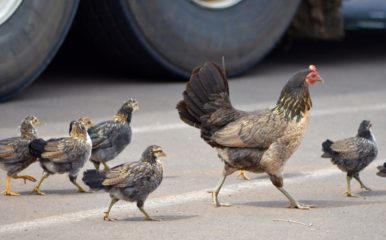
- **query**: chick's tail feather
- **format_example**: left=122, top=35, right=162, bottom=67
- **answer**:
left=29, top=138, right=47, bottom=158
left=82, top=170, right=106, bottom=190
left=176, top=62, right=232, bottom=129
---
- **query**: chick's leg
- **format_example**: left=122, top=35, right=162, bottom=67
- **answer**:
left=137, top=200, right=158, bottom=221
left=69, top=175, right=87, bottom=193
left=92, top=162, right=100, bottom=171
left=102, top=162, right=110, bottom=171
left=13, top=175, right=37, bottom=184
left=269, top=174, right=314, bottom=210
left=104, top=198, right=119, bottom=221
left=31, top=171, right=49, bottom=195
left=345, top=175, right=358, bottom=197
left=1, top=176, right=20, bottom=196
left=353, top=173, right=372, bottom=191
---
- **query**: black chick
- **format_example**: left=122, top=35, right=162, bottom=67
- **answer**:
left=0, top=116, right=41, bottom=196
left=82, top=145, right=166, bottom=221
left=29, top=120, right=92, bottom=195
left=321, top=120, right=378, bottom=197
left=376, top=162, right=386, bottom=177
left=88, top=99, right=139, bottom=171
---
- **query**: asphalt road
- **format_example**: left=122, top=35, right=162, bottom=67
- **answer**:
left=1, top=37, right=386, bottom=240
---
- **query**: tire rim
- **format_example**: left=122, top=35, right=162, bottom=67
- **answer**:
left=0, top=0, right=23, bottom=26
left=191, top=0, right=244, bottom=9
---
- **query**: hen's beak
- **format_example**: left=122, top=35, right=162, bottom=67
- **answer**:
left=317, top=77, right=325, bottom=84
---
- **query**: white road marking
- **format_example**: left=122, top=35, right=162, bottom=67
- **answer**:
left=133, top=103, right=386, bottom=134
left=0, top=167, right=341, bottom=235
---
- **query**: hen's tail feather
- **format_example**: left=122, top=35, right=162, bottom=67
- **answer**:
left=82, top=170, right=106, bottom=190
left=29, top=138, right=47, bottom=158
left=176, top=62, right=231, bottom=129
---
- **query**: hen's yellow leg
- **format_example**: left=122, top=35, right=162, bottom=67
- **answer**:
left=31, top=171, right=49, bottom=195
left=208, top=175, right=231, bottom=207
left=1, top=176, right=20, bottom=196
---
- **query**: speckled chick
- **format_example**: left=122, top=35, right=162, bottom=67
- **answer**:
left=321, top=120, right=378, bottom=197
left=29, top=120, right=92, bottom=195
left=82, top=145, right=166, bottom=221
left=88, top=99, right=139, bottom=171
left=0, top=116, right=41, bottom=196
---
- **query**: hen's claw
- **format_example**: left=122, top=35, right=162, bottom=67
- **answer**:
left=238, top=170, right=250, bottom=180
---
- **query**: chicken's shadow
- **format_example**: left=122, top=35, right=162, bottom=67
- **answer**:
left=237, top=198, right=385, bottom=209
left=358, top=189, right=386, bottom=197
left=19, top=189, right=93, bottom=196
left=120, top=214, right=198, bottom=222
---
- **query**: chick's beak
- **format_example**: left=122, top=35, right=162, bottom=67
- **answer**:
left=34, top=119, right=42, bottom=126
left=158, top=150, right=167, bottom=157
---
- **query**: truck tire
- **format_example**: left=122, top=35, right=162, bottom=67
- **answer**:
left=79, top=0, right=300, bottom=78
left=0, top=0, right=79, bottom=101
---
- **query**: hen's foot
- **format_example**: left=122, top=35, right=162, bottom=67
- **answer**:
left=238, top=171, right=250, bottom=181
left=208, top=191, right=232, bottom=207
left=287, top=201, right=315, bottom=210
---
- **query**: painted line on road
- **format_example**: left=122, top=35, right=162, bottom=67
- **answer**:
left=133, top=103, right=386, bottom=134
left=0, top=167, right=342, bottom=235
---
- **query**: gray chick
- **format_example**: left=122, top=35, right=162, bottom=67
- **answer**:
left=88, top=99, right=139, bottom=171
left=29, top=120, right=92, bottom=195
left=0, top=116, right=41, bottom=196
left=321, top=120, right=378, bottom=197
left=82, top=145, right=166, bottom=221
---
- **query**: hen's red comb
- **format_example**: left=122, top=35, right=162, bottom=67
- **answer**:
left=309, top=65, right=317, bottom=71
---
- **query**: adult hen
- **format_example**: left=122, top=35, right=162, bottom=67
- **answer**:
left=82, top=145, right=166, bottom=221
left=0, top=116, right=41, bottom=196
left=88, top=99, right=139, bottom=171
left=29, top=120, right=92, bottom=195
left=176, top=62, right=323, bottom=209
left=321, top=120, right=378, bottom=197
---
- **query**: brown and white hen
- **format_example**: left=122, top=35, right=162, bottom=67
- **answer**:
left=177, top=62, right=323, bottom=209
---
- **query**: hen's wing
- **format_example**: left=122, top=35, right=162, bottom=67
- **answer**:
left=330, top=137, right=374, bottom=161
left=102, top=162, right=155, bottom=188
left=177, top=62, right=288, bottom=149
left=41, top=138, right=88, bottom=163
left=211, top=110, right=288, bottom=148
